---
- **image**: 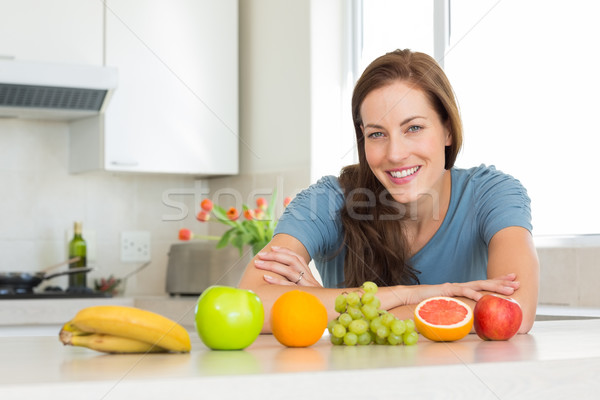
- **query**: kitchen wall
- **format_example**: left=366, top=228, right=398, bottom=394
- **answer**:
left=0, top=118, right=204, bottom=295
left=536, top=239, right=600, bottom=308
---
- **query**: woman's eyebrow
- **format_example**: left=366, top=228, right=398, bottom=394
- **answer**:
left=364, top=115, right=426, bottom=129
left=363, top=122, right=385, bottom=130
left=399, top=115, right=426, bottom=125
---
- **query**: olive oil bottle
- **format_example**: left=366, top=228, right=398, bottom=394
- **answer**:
left=68, top=222, right=87, bottom=288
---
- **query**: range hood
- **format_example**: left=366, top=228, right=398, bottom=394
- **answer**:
left=0, top=59, right=117, bottom=121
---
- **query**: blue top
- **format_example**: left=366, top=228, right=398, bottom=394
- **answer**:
left=273, top=165, right=532, bottom=288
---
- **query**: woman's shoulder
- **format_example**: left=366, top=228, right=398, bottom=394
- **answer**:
left=452, top=164, right=526, bottom=190
left=451, top=164, right=530, bottom=210
left=315, top=175, right=342, bottom=189
left=298, top=175, right=344, bottom=198
left=288, top=175, right=344, bottom=210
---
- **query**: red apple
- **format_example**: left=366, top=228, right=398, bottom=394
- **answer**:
left=474, top=294, right=523, bottom=341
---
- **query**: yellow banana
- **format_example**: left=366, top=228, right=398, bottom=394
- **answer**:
left=61, top=321, right=86, bottom=335
left=67, top=305, right=191, bottom=352
left=59, top=329, right=167, bottom=354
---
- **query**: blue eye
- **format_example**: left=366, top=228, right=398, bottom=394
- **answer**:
left=368, top=131, right=383, bottom=138
left=407, top=125, right=422, bottom=133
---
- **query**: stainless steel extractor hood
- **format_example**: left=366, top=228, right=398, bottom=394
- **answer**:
left=0, top=59, right=117, bottom=121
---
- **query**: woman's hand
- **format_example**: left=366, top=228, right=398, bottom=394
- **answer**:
left=253, top=246, right=322, bottom=287
left=403, top=273, right=520, bottom=305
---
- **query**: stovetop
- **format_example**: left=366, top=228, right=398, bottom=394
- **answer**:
left=0, top=292, right=112, bottom=299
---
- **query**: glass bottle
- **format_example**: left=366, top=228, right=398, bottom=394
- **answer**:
left=68, top=221, right=87, bottom=288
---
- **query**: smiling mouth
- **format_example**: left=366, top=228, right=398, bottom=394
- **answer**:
left=389, top=166, right=420, bottom=178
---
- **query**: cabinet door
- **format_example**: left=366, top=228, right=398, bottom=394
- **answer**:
left=104, top=0, right=239, bottom=175
left=0, top=0, right=103, bottom=64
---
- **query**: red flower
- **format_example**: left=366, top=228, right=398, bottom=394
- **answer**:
left=178, top=228, right=192, bottom=241
left=256, top=197, right=267, bottom=210
left=226, top=207, right=239, bottom=221
left=283, top=196, right=292, bottom=207
left=200, top=198, right=214, bottom=212
left=254, top=208, right=265, bottom=220
left=176, top=189, right=281, bottom=255
left=196, top=210, right=211, bottom=222
left=244, top=209, right=255, bottom=220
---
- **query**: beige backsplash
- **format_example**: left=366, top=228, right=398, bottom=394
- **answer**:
left=537, top=245, right=600, bottom=307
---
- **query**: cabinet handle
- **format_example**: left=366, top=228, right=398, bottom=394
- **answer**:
left=110, top=161, right=139, bottom=167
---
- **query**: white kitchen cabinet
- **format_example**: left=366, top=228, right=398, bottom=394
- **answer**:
left=70, top=0, right=239, bottom=176
left=0, top=0, right=103, bottom=65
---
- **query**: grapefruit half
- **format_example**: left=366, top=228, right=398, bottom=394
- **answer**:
left=414, top=297, right=473, bottom=342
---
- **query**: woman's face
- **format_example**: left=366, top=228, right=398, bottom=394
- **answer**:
left=361, top=80, right=452, bottom=205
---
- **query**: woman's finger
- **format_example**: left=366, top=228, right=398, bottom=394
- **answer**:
left=453, top=287, right=482, bottom=302
left=493, top=273, right=517, bottom=281
left=479, top=279, right=520, bottom=293
left=254, top=258, right=315, bottom=286
left=263, top=274, right=295, bottom=286
left=257, top=249, right=308, bottom=272
left=254, top=259, right=299, bottom=281
left=459, top=277, right=520, bottom=293
left=270, top=246, right=307, bottom=266
left=263, top=271, right=314, bottom=287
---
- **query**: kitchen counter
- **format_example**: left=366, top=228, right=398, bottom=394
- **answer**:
left=0, top=296, right=198, bottom=328
left=0, top=297, right=135, bottom=326
left=1, top=318, right=599, bottom=399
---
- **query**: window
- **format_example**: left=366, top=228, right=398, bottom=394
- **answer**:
left=360, top=0, right=434, bottom=71
left=360, top=0, right=600, bottom=236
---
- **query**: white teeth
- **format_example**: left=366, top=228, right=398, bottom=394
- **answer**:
left=390, top=167, right=419, bottom=178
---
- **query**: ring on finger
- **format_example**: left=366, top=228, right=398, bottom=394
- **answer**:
left=294, top=271, right=304, bottom=284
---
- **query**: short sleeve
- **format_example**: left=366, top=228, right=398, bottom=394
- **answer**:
left=274, top=176, right=345, bottom=259
left=473, top=166, right=533, bottom=244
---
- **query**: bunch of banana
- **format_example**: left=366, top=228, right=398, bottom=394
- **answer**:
left=59, top=305, right=191, bottom=354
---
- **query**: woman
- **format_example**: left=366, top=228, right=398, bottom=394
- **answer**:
left=238, top=49, right=539, bottom=334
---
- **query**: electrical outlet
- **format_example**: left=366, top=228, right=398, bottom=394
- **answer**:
left=121, top=231, right=151, bottom=263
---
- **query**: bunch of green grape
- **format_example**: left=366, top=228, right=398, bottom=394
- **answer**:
left=328, top=281, right=418, bottom=346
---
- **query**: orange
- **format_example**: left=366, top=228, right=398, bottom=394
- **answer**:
left=270, top=290, right=328, bottom=347
left=414, top=297, right=473, bottom=342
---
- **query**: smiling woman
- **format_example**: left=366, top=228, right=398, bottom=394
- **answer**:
left=238, top=49, right=539, bottom=337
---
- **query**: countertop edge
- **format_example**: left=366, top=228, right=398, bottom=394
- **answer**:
left=1, top=356, right=600, bottom=399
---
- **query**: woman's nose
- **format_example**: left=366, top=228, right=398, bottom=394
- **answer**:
left=386, top=136, right=409, bottom=162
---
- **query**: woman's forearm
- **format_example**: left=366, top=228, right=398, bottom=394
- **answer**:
left=238, top=235, right=526, bottom=334
left=238, top=281, right=410, bottom=333
left=237, top=282, right=347, bottom=333
left=387, top=304, right=417, bottom=320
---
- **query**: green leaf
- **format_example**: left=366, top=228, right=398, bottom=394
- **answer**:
left=216, top=228, right=235, bottom=249
left=240, top=232, right=254, bottom=245
left=212, top=204, right=238, bottom=228
left=244, top=219, right=266, bottom=242
left=266, top=187, right=278, bottom=221
left=231, top=234, right=248, bottom=256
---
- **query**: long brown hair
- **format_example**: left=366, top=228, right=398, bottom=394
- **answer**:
left=338, top=49, right=463, bottom=288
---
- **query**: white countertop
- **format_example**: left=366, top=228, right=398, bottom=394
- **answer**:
left=0, top=296, right=198, bottom=328
left=0, top=318, right=599, bottom=399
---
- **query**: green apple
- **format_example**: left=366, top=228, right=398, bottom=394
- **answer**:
left=195, top=285, right=264, bottom=350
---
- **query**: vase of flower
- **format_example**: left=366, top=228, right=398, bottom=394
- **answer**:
left=178, top=189, right=292, bottom=256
